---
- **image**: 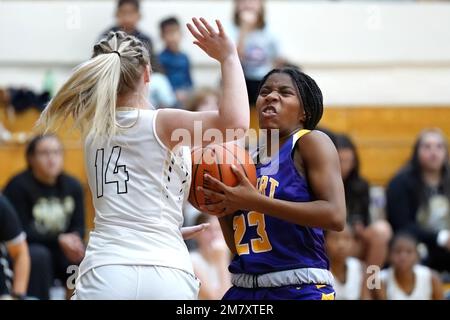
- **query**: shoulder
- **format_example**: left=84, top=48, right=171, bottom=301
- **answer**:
left=0, top=195, right=16, bottom=216
left=59, top=174, right=83, bottom=191
left=430, top=270, right=443, bottom=285
left=100, top=26, right=119, bottom=38
left=4, top=170, right=30, bottom=191
left=260, top=26, right=279, bottom=41
left=348, top=176, right=370, bottom=194
left=136, top=29, right=152, bottom=41
left=347, top=256, right=363, bottom=269
left=181, top=52, right=191, bottom=61
left=414, top=264, right=432, bottom=276
left=387, top=167, right=415, bottom=190
left=379, top=267, right=391, bottom=282
left=300, top=129, right=335, bottom=144
left=296, top=130, right=338, bottom=163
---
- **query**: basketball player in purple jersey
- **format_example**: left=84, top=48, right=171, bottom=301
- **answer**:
left=199, top=67, right=346, bottom=300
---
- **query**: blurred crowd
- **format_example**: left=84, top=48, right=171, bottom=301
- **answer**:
left=0, top=0, right=449, bottom=300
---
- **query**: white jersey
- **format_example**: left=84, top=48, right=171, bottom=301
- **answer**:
left=333, top=257, right=363, bottom=300
left=78, top=108, right=193, bottom=278
left=381, top=265, right=433, bottom=300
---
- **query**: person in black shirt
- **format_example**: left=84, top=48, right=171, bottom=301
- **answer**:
left=0, top=195, right=30, bottom=299
left=100, top=0, right=153, bottom=55
left=3, top=134, right=85, bottom=299
left=335, top=134, right=392, bottom=267
left=386, top=128, right=450, bottom=272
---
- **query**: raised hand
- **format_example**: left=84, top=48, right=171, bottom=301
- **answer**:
left=187, top=17, right=237, bottom=63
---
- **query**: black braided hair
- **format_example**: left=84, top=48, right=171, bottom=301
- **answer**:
left=258, top=67, right=323, bottom=130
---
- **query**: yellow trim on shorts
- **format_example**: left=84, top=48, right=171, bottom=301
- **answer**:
left=321, top=292, right=335, bottom=300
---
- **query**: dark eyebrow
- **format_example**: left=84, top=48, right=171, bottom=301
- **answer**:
left=279, top=86, right=295, bottom=91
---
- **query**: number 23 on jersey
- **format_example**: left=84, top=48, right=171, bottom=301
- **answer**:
left=233, top=176, right=279, bottom=255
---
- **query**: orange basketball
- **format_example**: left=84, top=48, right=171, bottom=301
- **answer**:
left=189, top=143, right=257, bottom=215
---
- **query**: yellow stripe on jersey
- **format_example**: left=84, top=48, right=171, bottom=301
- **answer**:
left=292, top=129, right=311, bottom=149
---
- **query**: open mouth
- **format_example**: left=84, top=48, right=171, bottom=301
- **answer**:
left=261, top=105, right=277, bottom=117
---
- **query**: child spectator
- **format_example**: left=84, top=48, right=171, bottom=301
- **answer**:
left=377, top=233, right=444, bottom=300
left=229, top=0, right=282, bottom=105
left=100, top=0, right=153, bottom=54
left=158, top=16, right=193, bottom=106
left=325, top=225, right=370, bottom=300
left=148, top=46, right=177, bottom=109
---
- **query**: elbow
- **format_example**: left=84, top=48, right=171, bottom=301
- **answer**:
left=229, top=119, right=249, bottom=133
left=220, top=122, right=249, bottom=141
left=330, top=219, right=345, bottom=232
left=328, top=207, right=346, bottom=232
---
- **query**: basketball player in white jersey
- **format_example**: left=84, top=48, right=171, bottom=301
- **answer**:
left=377, top=233, right=444, bottom=300
left=36, top=18, right=249, bottom=299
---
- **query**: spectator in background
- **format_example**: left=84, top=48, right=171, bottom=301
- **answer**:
left=0, top=195, right=30, bottom=300
left=325, top=225, right=370, bottom=300
left=376, top=233, right=444, bottom=300
left=148, top=46, right=177, bottom=109
left=386, top=128, right=450, bottom=272
left=3, top=134, right=85, bottom=299
left=335, top=134, right=391, bottom=267
left=158, top=17, right=193, bottom=107
left=190, top=214, right=231, bottom=300
left=229, top=0, right=282, bottom=105
left=100, top=0, right=153, bottom=54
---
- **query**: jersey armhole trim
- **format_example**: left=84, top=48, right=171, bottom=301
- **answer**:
left=152, top=108, right=172, bottom=153
left=291, top=129, right=311, bottom=150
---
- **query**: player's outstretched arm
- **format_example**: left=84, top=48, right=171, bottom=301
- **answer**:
left=156, top=18, right=249, bottom=150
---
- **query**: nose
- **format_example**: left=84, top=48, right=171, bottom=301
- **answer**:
left=264, top=90, right=280, bottom=102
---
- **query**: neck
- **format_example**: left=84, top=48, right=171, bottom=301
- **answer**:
left=167, top=45, right=179, bottom=53
left=394, top=268, right=414, bottom=284
left=422, top=169, right=441, bottom=187
left=265, top=127, right=302, bottom=157
left=33, top=170, right=57, bottom=186
left=330, top=258, right=347, bottom=280
left=122, top=27, right=136, bottom=35
left=116, top=90, right=149, bottom=110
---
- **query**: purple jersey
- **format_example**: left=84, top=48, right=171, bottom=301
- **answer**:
left=229, top=130, right=330, bottom=274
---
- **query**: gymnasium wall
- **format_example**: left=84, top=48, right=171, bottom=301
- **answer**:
left=1, top=0, right=450, bottom=105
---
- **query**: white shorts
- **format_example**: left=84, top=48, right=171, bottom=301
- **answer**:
left=72, top=265, right=200, bottom=300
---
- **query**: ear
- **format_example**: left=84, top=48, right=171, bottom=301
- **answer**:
left=299, top=111, right=306, bottom=124
left=144, top=64, right=151, bottom=84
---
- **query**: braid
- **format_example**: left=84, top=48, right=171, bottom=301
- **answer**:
left=92, top=31, right=150, bottom=95
left=258, top=67, right=323, bottom=129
